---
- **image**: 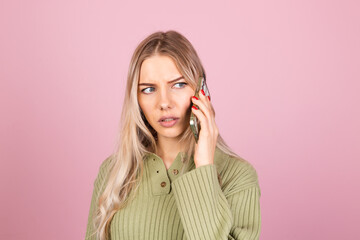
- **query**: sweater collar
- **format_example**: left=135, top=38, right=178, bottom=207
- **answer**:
left=144, top=151, right=189, bottom=195
left=143, top=147, right=227, bottom=196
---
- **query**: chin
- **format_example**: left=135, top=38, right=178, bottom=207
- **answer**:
left=158, top=130, right=181, bottom=138
left=157, top=127, right=186, bottom=139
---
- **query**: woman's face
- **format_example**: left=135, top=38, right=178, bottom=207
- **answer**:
left=138, top=55, right=195, bottom=140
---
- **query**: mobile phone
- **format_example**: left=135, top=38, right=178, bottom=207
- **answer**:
left=190, top=74, right=211, bottom=143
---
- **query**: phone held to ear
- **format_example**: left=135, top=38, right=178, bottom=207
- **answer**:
left=190, top=75, right=211, bottom=143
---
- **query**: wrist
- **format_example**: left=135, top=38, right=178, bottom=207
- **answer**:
left=195, top=162, right=214, bottom=168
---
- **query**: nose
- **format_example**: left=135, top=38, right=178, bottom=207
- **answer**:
left=158, top=88, right=173, bottom=110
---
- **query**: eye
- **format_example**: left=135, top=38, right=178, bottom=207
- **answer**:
left=140, top=82, right=187, bottom=94
left=174, top=82, right=187, bottom=88
left=141, top=87, right=155, bottom=94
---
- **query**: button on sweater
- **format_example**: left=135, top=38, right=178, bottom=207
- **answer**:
left=85, top=147, right=261, bottom=240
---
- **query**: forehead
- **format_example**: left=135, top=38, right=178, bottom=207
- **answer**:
left=139, top=55, right=181, bottom=83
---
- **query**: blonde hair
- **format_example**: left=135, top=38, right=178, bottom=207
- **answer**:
left=88, top=30, right=241, bottom=240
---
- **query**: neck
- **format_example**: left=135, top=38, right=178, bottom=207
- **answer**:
left=156, top=135, right=183, bottom=163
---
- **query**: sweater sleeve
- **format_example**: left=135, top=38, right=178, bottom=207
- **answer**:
left=171, top=162, right=261, bottom=240
left=85, top=156, right=112, bottom=240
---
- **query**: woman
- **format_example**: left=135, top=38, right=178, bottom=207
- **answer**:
left=85, top=30, right=261, bottom=240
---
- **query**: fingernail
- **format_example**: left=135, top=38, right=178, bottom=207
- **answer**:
left=192, top=96, right=199, bottom=100
left=192, top=106, right=198, bottom=110
left=208, top=96, right=211, bottom=101
left=201, top=89, right=205, bottom=96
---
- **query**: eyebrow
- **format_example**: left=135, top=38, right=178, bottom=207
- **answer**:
left=138, top=76, right=184, bottom=86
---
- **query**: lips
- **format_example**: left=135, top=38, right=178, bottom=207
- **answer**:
left=158, top=116, right=179, bottom=122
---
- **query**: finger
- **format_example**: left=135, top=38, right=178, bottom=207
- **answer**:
left=196, top=91, right=218, bottom=135
left=191, top=95, right=213, bottom=122
left=191, top=105, right=210, bottom=136
left=193, top=98, right=216, bottom=135
left=192, top=94, right=216, bottom=134
left=199, top=89, right=211, bottom=106
left=199, top=89, right=215, bottom=117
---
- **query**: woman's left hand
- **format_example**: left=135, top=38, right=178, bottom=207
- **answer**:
left=191, top=89, right=219, bottom=168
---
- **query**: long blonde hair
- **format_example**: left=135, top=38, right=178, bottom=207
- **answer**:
left=89, top=30, right=241, bottom=240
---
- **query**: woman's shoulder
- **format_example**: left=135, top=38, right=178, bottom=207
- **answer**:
left=99, top=154, right=114, bottom=172
left=214, top=147, right=258, bottom=174
left=93, top=154, right=114, bottom=186
left=214, top=147, right=260, bottom=195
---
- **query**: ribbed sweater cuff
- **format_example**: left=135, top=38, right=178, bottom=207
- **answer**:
left=171, top=164, right=233, bottom=240
left=172, top=163, right=222, bottom=197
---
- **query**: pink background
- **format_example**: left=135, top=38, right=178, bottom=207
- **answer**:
left=1, top=0, right=359, bottom=239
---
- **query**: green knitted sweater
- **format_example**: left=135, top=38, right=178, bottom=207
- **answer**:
left=85, top=147, right=261, bottom=240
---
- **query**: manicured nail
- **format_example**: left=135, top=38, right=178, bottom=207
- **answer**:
left=208, top=96, right=211, bottom=101
left=192, top=106, right=198, bottom=110
left=201, top=89, right=205, bottom=96
left=192, top=96, right=199, bottom=100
